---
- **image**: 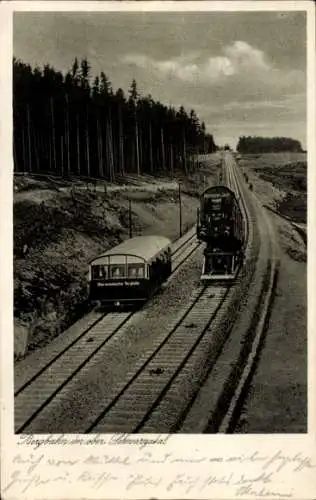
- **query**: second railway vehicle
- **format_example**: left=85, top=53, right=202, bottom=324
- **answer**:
left=197, top=185, right=245, bottom=281
left=88, top=235, right=172, bottom=308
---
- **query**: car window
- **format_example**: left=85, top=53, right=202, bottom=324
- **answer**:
left=109, top=265, right=126, bottom=278
left=137, top=267, right=144, bottom=278
left=127, top=263, right=144, bottom=278
left=92, top=265, right=108, bottom=279
left=92, top=266, right=99, bottom=280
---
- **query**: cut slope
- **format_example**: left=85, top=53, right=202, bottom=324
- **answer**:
left=14, top=157, right=220, bottom=359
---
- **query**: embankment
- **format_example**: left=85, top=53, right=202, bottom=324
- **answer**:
left=14, top=164, right=219, bottom=360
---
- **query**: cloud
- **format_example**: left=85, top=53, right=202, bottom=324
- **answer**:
left=223, top=40, right=270, bottom=72
left=121, top=40, right=305, bottom=104
left=122, top=41, right=272, bottom=85
left=13, top=12, right=306, bottom=149
left=120, top=40, right=305, bottom=148
left=184, top=93, right=305, bottom=116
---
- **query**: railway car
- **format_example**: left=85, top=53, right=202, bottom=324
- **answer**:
left=197, top=186, right=245, bottom=281
left=88, top=235, right=172, bottom=308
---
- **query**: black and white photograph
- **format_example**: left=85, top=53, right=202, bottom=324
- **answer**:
left=10, top=6, right=309, bottom=438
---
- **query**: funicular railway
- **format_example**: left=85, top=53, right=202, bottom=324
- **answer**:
left=14, top=152, right=277, bottom=434
left=88, top=235, right=172, bottom=308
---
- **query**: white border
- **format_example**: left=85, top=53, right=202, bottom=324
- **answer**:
left=1, top=2, right=315, bottom=499
left=2, top=0, right=313, bottom=12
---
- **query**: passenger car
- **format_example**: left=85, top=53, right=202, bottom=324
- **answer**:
left=88, top=235, right=172, bottom=307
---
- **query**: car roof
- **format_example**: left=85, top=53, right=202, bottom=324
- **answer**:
left=90, top=235, right=172, bottom=265
left=202, top=185, right=235, bottom=197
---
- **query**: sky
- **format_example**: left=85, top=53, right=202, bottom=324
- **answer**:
left=13, top=10, right=307, bottom=149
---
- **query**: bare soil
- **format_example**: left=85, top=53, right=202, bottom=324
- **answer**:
left=235, top=152, right=307, bottom=432
left=237, top=152, right=307, bottom=223
left=14, top=156, right=221, bottom=359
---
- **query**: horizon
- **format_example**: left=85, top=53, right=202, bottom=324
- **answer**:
left=12, top=54, right=306, bottom=152
left=13, top=11, right=307, bottom=149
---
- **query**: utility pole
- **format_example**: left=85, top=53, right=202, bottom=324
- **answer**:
left=179, top=182, right=182, bottom=237
left=129, top=199, right=132, bottom=239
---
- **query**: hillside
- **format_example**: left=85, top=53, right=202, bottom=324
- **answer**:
left=236, top=152, right=307, bottom=223
left=14, top=156, right=220, bottom=359
left=235, top=151, right=307, bottom=432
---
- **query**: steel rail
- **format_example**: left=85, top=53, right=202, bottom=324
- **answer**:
left=173, top=153, right=259, bottom=433
left=132, top=285, right=232, bottom=433
left=85, top=157, right=249, bottom=434
left=15, top=227, right=198, bottom=395
left=15, top=226, right=201, bottom=433
left=85, top=284, right=231, bottom=433
left=217, top=157, right=279, bottom=433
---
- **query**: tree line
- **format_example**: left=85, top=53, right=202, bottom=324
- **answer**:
left=13, top=57, right=217, bottom=180
left=236, top=136, right=303, bottom=154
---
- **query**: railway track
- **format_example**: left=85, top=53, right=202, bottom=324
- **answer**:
left=14, top=225, right=201, bottom=433
left=29, top=159, right=249, bottom=433
left=178, top=153, right=279, bottom=432
left=85, top=284, right=231, bottom=433
left=217, top=155, right=279, bottom=432
left=79, top=156, right=253, bottom=433
left=15, top=154, right=278, bottom=434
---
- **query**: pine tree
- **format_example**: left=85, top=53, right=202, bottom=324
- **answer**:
left=12, top=57, right=218, bottom=180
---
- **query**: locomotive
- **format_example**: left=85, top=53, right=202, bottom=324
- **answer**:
left=197, top=186, right=245, bottom=281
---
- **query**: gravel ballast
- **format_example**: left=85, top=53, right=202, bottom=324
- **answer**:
left=22, top=245, right=206, bottom=433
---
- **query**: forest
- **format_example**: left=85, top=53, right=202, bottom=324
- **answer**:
left=236, top=136, right=303, bottom=154
left=13, top=57, right=218, bottom=180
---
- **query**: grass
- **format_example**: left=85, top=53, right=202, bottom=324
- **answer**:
left=277, top=193, right=307, bottom=224
left=238, top=152, right=307, bottom=223
left=234, top=153, right=307, bottom=432
left=14, top=191, right=125, bottom=357
left=235, top=214, right=307, bottom=433
left=13, top=155, right=222, bottom=359
left=253, top=161, right=306, bottom=193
